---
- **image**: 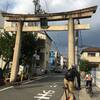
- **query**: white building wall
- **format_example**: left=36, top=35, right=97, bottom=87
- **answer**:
left=96, top=64, right=100, bottom=88
left=96, top=52, right=100, bottom=57
left=60, top=56, right=64, bottom=68
left=4, top=21, right=12, bottom=28
left=0, top=58, right=6, bottom=69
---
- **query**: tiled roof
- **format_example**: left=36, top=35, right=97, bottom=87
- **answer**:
left=82, top=47, right=100, bottom=52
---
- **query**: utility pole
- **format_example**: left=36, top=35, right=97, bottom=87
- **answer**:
left=75, top=19, right=80, bottom=71
left=33, top=0, right=47, bottom=72
left=33, top=0, right=45, bottom=14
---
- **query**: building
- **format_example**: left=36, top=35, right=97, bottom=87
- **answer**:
left=81, top=47, right=100, bottom=88
left=60, top=55, right=64, bottom=68
left=36, top=32, right=52, bottom=71
left=81, top=47, right=100, bottom=63
left=49, top=50, right=55, bottom=66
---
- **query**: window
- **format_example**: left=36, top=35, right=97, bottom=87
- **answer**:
left=88, top=52, right=95, bottom=57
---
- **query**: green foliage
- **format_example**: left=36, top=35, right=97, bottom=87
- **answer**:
left=0, top=32, right=45, bottom=66
left=79, top=60, right=92, bottom=72
left=0, top=32, right=15, bottom=62
left=21, top=32, right=37, bottom=65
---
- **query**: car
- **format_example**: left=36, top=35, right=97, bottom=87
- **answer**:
left=54, top=67, right=62, bottom=73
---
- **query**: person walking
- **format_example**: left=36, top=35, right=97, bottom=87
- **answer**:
left=63, top=64, right=77, bottom=100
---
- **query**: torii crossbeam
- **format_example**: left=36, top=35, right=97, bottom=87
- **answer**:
left=1, top=6, right=97, bottom=83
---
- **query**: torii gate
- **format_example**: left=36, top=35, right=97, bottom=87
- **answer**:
left=1, top=6, right=97, bottom=83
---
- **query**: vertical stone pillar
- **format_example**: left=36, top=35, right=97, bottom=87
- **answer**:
left=44, top=40, right=47, bottom=70
left=68, top=17, right=75, bottom=69
left=10, top=22, right=23, bottom=83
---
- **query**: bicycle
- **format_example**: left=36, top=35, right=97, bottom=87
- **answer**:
left=85, top=84, right=93, bottom=97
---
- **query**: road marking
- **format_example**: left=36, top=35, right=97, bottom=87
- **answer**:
left=23, top=76, right=48, bottom=85
left=49, top=83, right=58, bottom=88
left=34, top=90, right=55, bottom=100
left=0, top=76, right=47, bottom=92
left=49, top=85, right=57, bottom=88
left=55, top=82, right=62, bottom=84
left=54, top=85, right=57, bottom=87
left=0, top=86, right=14, bottom=92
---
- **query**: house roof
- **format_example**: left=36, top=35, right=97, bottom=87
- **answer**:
left=82, top=47, right=100, bottom=53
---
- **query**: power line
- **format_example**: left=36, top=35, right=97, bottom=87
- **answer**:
left=53, top=40, right=61, bottom=55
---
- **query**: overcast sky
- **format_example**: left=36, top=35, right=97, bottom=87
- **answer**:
left=0, top=0, right=100, bottom=56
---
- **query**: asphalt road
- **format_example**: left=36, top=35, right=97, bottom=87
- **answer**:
left=0, top=73, right=64, bottom=100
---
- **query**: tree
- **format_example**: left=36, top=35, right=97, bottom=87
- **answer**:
left=0, top=31, right=45, bottom=78
left=0, top=32, right=15, bottom=78
left=0, top=32, right=38, bottom=65
left=0, top=32, right=15, bottom=62
left=79, top=60, right=92, bottom=72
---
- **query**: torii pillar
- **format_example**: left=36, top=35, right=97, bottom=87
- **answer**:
left=10, top=22, right=23, bottom=83
left=68, top=17, right=75, bottom=69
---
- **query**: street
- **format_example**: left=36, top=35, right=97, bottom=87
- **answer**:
left=0, top=73, right=64, bottom=100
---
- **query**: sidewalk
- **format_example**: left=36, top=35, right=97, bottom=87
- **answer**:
left=61, top=84, right=100, bottom=100
left=0, top=74, right=47, bottom=89
left=79, top=85, right=100, bottom=100
left=61, top=88, right=80, bottom=100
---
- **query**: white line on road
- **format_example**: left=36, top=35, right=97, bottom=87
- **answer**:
left=23, top=76, right=48, bottom=85
left=49, top=85, right=57, bottom=88
left=54, top=85, right=57, bottom=87
left=0, top=76, right=47, bottom=92
left=0, top=86, right=14, bottom=92
left=34, top=90, right=55, bottom=100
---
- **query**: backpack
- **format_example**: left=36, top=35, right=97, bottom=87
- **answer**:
left=65, top=68, right=75, bottom=81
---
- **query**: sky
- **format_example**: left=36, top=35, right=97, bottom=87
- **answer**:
left=0, top=0, right=100, bottom=56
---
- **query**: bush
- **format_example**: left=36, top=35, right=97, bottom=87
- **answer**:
left=79, top=60, right=92, bottom=72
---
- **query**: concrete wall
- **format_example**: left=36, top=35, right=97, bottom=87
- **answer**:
left=96, top=65, right=100, bottom=88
